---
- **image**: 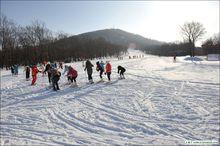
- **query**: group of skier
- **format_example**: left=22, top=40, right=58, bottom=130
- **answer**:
left=23, top=63, right=62, bottom=91
left=18, top=59, right=126, bottom=91
left=84, top=60, right=126, bottom=84
left=84, top=60, right=112, bottom=83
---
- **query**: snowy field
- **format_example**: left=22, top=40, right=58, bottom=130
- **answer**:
left=1, top=49, right=219, bottom=145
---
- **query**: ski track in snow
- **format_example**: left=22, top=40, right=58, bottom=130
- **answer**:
left=1, top=49, right=219, bottom=145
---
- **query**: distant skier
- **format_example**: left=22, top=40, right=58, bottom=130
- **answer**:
left=31, top=65, right=40, bottom=85
left=11, top=65, right=15, bottom=75
left=59, top=62, right=63, bottom=69
left=82, top=60, right=85, bottom=67
left=117, top=65, right=126, bottom=79
left=62, top=65, right=70, bottom=83
left=44, top=63, right=52, bottom=84
left=67, top=66, right=78, bottom=85
left=54, top=62, right=57, bottom=68
left=43, top=61, right=47, bottom=67
left=100, top=61, right=105, bottom=71
left=84, top=60, right=94, bottom=83
left=63, top=65, right=69, bottom=74
left=24, top=66, right=30, bottom=80
left=96, top=61, right=104, bottom=80
left=105, top=61, right=112, bottom=81
left=51, top=68, right=61, bottom=91
left=51, top=62, right=57, bottom=68
left=14, top=64, right=18, bottom=75
left=173, top=54, right=177, bottom=62
left=39, top=64, right=45, bottom=76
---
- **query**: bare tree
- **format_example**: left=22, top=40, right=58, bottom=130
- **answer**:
left=180, top=21, right=206, bottom=57
left=202, top=33, right=220, bottom=54
left=30, top=20, right=53, bottom=45
left=0, top=14, right=20, bottom=66
left=212, top=33, right=220, bottom=45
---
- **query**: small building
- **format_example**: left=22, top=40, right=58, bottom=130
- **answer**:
left=202, top=43, right=220, bottom=61
left=207, top=54, right=220, bottom=61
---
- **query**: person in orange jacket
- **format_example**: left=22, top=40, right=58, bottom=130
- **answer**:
left=31, top=65, right=40, bottom=85
left=105, top=61, right=112, bottom=81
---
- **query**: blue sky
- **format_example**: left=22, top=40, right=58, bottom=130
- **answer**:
left=1, top=1, right=219, bottom=45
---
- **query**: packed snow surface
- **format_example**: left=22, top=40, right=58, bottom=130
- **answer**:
left=1, top=49, right=219, bottom=145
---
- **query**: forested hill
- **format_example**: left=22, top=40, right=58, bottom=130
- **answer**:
left=45, top=35, right=127, bottom=62
left=42, top=28, right=163, bottom=63
left=1, top=27, right=163, bottom=66
left=75, top=29, right=163, bottom=49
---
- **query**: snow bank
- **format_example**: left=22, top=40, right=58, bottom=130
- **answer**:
left=184, top=56, right=204, bottom=61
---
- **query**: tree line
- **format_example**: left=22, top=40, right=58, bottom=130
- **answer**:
left=201, top=33, right=220, bottom=54
left=0, top=14, right=127, bottom=67
left=140, top=42, right=191, bottom=56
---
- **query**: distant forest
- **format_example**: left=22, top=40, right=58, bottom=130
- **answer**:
left=1, top=14, right=219, bottom=67
left=0, top=14, right=126, bottom=67
left=140, top=42, right=205, bottom=56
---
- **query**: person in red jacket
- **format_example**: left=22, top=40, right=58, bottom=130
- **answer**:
left=31, top=65, right=40, bottom=85
left=67, top=66, right=78, bottom=84
left=105, top=61, right=112, bottom=81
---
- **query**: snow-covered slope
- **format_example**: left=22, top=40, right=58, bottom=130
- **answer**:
left=1, top=50, right=219, bottom=145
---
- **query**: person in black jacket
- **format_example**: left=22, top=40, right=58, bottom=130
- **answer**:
left=11, top=65, right=15, bottom=75
left=117, top=65, right=126, bottom=79
left=44, top=63, right=52, bottom=84
left=25, top=66, right=30, bottom=80
left=84, top=60, right=94, bottom=83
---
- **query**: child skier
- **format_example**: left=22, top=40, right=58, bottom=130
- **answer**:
left=67, top=66, right=78, bottom=85
left=96, top=61, right=104, bottom=80
left=44, top=63, right=52, bottom=84
left=84, top=60, right=94, bottom=83
left=24, top=66, right=30, bottom=80
left=117, top=65, right=126, bottom=79
left=51, top=68, right=61, bottom=91
left=105, top=61, right=112, bottom=81
left=31, top=65, right=40, bottom=85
